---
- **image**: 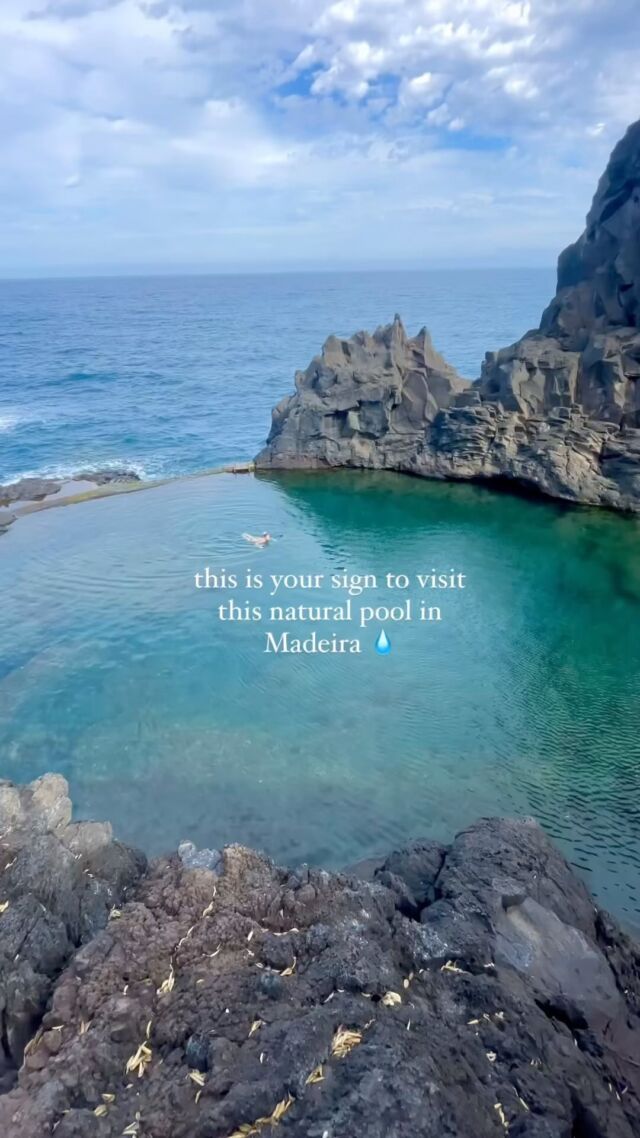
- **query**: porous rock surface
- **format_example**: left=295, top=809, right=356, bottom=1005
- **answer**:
left=257, top=119, right=640, bottom=512
left=0, top=778, right=639, bottom=1136
left=0, top=776, right=146, bottom=1095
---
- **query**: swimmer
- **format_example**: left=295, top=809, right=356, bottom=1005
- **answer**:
left=242, top=531, right=272, bottom=547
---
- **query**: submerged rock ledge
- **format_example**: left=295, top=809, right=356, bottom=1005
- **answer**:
left=0, top=775, right=639, bottom=1137
left=257, top=119, right=640, bottom=512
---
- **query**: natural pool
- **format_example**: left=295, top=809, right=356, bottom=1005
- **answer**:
left=1, top=471, right=639, bottom=924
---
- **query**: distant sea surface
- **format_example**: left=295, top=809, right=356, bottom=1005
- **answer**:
left=0, top=270, right=554, bottom=482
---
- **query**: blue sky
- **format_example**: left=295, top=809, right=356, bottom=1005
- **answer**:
left=1, top=0, right=639, bottom=275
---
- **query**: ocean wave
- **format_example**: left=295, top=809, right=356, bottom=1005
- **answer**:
left=0, top=410, right=56, bottom=433
left=1, top=458, right=155, bottom=485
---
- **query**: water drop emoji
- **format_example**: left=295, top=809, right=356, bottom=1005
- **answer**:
left=375, top=628, right=391, bottom=655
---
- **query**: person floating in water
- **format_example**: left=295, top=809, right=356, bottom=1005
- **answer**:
left=242, top=531, right=272, bottom=547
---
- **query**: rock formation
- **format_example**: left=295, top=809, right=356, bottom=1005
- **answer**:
left=0, top=470, right=141, bottom=509
left=0, top=776, right=146, bottom=1094
left=1, top=775, right=639, bottom=1136
left=0, top=469, right=142, bottom=536
left=257, top=319, right=469, bottom=472
left=257, top=119, right=640, bottom=512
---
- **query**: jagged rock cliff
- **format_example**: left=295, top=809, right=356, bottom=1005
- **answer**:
left=256, top=120, right=640, bottom=511
left=256, top=319, right=469, bottom=471
left=1, top=775, right=639, bottom=1137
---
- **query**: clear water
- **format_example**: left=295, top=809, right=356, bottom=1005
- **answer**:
left=0, top=269, right=553, bottom=483
left=0, top=471, right=639, bottom=924
left=1, top=269, right=638, bottom=925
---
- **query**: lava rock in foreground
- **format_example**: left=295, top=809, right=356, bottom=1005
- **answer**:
left=257, top=119, right=640, bottom=513
left=0, top=775, right=639, bottom=1137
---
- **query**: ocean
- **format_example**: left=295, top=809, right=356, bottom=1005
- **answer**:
left=0, top=269, right=554, bottom=483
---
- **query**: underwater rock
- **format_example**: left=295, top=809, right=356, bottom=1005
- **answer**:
left=257, top=118, right=640, bottom=512
left=0, top=778, right=638, bottom=1137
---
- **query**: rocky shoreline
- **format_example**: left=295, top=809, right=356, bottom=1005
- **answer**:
left=0, top=469, right=143, bottom=535
left=256, top=119, right=640, bottom=514
left=0, top=463, right=255, bottom=538
left=1, top=774, right=638, bottom=1137
left=0, top=470, right=143, bottom=508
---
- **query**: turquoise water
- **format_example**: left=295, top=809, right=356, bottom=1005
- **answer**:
left=1, top=471, right=639, bottom=923
left=0, top=269, right=553, bottom=483
left=1, top=268, right=638, bottom=925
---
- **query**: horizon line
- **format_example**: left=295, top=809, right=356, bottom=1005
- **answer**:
left=0, top=263, right=557, bottom=284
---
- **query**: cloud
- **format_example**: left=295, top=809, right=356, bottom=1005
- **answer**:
left=0, top=0, right=638, bottom=272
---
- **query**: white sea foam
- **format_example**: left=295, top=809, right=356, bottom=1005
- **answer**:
left=3, top=457, right=155, bottom=485
left=0, top=409, right=56, bottom=433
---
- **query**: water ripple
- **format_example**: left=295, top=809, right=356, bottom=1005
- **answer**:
left=0, top=470, right=638, bottom=923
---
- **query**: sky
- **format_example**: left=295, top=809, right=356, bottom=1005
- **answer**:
left=1, top=0, right=639, bottom=276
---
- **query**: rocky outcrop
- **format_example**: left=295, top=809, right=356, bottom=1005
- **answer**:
left=0, top=477, right=64, bottom=507
left=74, top=468, right=143, bottom=488
left=0, top=469, right=143, bottom=535
left=257, top=119, right=640, bottom=511
left=0, top=775, right=146, bottom=1093
left=256, top=318, right=469, bottom=471
left=1, top=777, right=639, bottom=1137
left=0, top=510, right=15, bottom=535
left=0, top=470, right=142, bottom=509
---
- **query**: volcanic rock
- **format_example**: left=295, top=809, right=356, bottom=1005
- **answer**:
left=0, top=779, right=638, bottom=1137
left=257, top=119, right=640, bottom=512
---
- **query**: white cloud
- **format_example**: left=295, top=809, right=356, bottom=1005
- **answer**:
left=0, top=0, right=638, bottom=272
left=172, top=99, right=299, bottom=186
left=400, top=71, right=449, bottom=108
